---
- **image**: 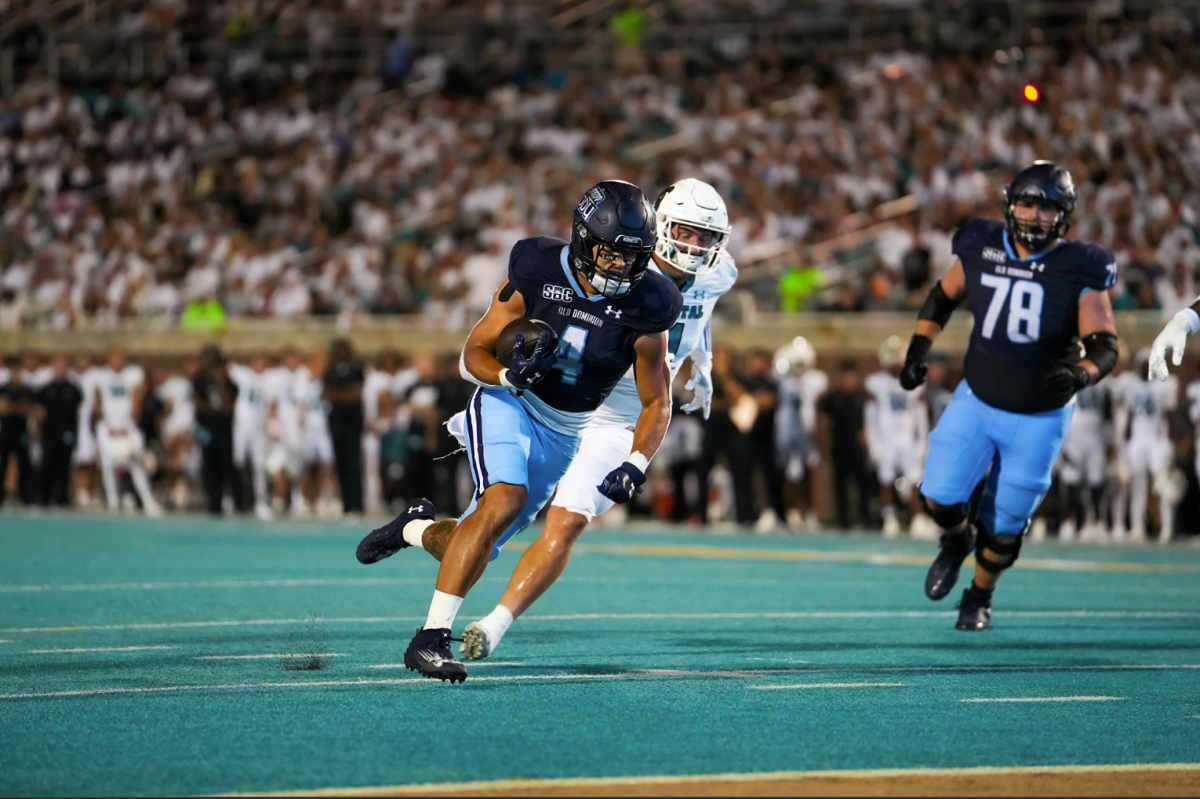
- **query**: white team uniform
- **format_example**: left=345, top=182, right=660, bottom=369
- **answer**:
left=775, top=369, right=828, bottom=482
left=550, top=251, right=738, bottom=521
left=94, top=364, right=158, bottom=512
left=298, top=369, right=334, bottom=467
left=158, top=375, right=195, bottom=442
left=1188, top=380, right=1200, bottom=482
left=864, top=371, right=927, bottom=486
left=263, top=366, right=304, bottom=477
left=1059, top=382, right=1109, bottom=487
left=230, top=364, right=272, bottom=505
left=74, top=367, right=103, bottom=465
left=1120, top=375, right=1177, bottom=536
left=361, top=368, right=392, bottom=513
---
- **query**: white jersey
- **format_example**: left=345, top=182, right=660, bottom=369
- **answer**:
left=363, top=369, right=392, bottom=427
left=864, top=370, right=926, bottom=453
left=94, top=365, right=145, bottom=430
left=1187, top=380, right=1200, bottom=427
left=593, top=251, right=739, bottom=427
left=22, top=366, right=53, bottom=390
left=1123, top=376, right=1177, bottom=440
left=1068, top=382, right=1109, bottom=438
left=158, top=375, right=194, bottom=435
left=230, top=364, right=271, bottom=429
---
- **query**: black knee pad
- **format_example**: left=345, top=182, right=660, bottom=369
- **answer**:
left=975, top=525, right=1022, bottom=574
left=921, top=494, right=967, bottom=529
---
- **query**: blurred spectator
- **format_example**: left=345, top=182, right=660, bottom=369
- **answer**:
left=819, top=360, right=875, bottom=530
left=36, top=354, right=84, bottom=506
left=0, top=354, right=37, bottom=505
left=323, top=338, right=365, bottom=514
left=193, top=345, right=238, bottom=515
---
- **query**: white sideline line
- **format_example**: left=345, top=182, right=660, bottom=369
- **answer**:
left=0, top=577, right=426, bottom=594
left=749, top=682, right=905, bottom=690
left=7, top=608, right=1200, bottom=635
left=367, top=662, right=524, bottom=669
left=961, top=696, right=1125, bottom=703
left=26, top=645, right=177, bottom=654
left=0, top=665, right=1196, bottom=702
left=196, top=654, right=345, bottom=661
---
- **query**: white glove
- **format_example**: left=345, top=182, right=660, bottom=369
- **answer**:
left=1149, top=311, right=1197, bottom=381
left=681, top=360, right=713, bottom=420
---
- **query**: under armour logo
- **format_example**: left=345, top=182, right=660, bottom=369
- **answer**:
left=1031, top=262, right=1045, bottom=272
left=605, top=307, right=622, bottom=318
left=408, top=505, right=422, bottom=513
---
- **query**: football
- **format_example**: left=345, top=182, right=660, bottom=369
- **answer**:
left=495, top=318, right=559, bottom=367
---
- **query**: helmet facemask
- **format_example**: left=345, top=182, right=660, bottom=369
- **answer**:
left=656, top=219, right=728, bottom=275
left=1005, top=196, right=1070, bottom=253
left=571, top=227, right=653, bottom=299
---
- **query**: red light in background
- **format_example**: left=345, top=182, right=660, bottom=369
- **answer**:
left=1023, top=84, right=1040, bottom=102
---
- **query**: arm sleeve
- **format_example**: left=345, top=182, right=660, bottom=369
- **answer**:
left=683, top=320, right=713, bottom=369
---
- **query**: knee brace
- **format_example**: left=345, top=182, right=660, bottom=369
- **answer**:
left=921, top=494, right=968, bottom=529
left=975, top=524, right=1023, bottom=574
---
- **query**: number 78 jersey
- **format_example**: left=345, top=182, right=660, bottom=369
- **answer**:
left=955, top=218, right=1116, bottom=415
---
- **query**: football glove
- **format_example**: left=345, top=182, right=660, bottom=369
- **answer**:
left=680, top=360, right=713, bottom=420
left=598, top=461, right=647, bottom=504
left=504, top=330, right=559, bottom=391
left=1149, top=316, right=1189, bottom=381
left=898, top=334, right=932, bottom=391
left=1042, top=363, right=1091, bottom=406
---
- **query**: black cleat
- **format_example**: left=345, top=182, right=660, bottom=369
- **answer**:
left=925, top=525, right=976, bottom=601
left=355, top=499, right=436, bottom=564
left=404, top=627, right=467, bottom=683
left=955, top=588, right=992, bottom=631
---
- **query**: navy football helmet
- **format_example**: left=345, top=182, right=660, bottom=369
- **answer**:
left=569, top=180, right=656, bottom=299
left=1003, top=161, right=1076, bottom=253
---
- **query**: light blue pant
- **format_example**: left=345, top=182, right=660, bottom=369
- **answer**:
left=459, top=387, right=580, bottom=561
left=921, top=381, right=1073, bottom=536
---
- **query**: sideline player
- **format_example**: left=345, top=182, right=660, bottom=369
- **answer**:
left=354, top=180, right=682, bottom=682
left=1120, top=349, right=1179, bottom=543
left=896, top=161, right=1119, bottom=630
left=865, top=336, right=931, bottom=538
left=94, top=349, right=162, bottom=516
left=230, top=353, right=274, bottom=519
left=774, top=336, right=827, bottom=531
left=460, top=178, right=736, bottom=660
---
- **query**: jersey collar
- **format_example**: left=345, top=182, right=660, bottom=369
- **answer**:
left=559, top=245, right=608, bottom=303
left=1002, top=229, right=1065, bottom=262
left=650, top=258, right=695, bottom=293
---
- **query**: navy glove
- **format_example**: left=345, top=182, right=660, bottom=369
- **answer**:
left=898, top=334, right=932, bottom=391
left=598, top=461, right=647, bottom=504
left=505, top=330, right=559, bottom=390
left=1043, top=363, right=1090, bottom=406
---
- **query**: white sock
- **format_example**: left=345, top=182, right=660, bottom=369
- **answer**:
left=481, top=605, right=514, bottom=641
left=402, top=519, right=434, bottom=550
left=423, top=590, right=464, bottom=631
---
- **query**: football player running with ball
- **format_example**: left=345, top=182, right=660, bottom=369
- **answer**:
left=459, top=179, right=738, bottom=661
left=898, top=161, right=1119, bottom=631
left=354, top=181, right=683, bottom=682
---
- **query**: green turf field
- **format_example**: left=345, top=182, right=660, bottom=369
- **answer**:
left=2, top=514, right=1200, bottom=796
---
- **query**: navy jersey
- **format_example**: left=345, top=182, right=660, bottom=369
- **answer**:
left=955, top=219, right=1117, bottom=414
left=506, top=236, right=683, bottom=419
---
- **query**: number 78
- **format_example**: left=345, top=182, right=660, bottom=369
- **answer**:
left=980, top=274, right=1044, bottom=344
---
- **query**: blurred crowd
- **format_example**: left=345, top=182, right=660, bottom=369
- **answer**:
left=3, top=338, right=1198, bottom=543
left=2, top=13, right=1200, bottom=327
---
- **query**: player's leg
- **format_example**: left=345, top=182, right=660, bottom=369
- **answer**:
left=95, top=422, right=121, bottom=511
left=877, top=452, right=900, bottom=537
left=960, top=402, right=1074, bottom=630
left=461, top=423, right=630, bottom=660
left=1057, top=444, right=1084, bottom=542
left=1128, top=436, right=1150, bottom=543
left=920, top=384, right=998, bottom=600
left=124, top=428, right=162, bottom=516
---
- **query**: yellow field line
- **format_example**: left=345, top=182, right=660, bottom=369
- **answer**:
left=560, top=541, right=1200, bottom=575
left=218, top=762, right=1200, bottom=797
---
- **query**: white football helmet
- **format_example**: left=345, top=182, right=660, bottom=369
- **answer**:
left=879, top=335, right=906, bottom=368
left=653, top=178, right=731, bottom=275
left=774, top=336, right=817, bottom=375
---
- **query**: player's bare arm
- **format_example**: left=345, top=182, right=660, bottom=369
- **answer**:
left=461, top=281, right=530, bottom=387
left=628, top=330, right=671, bottom=460
left=1042, top=288, right=1119, bottom=406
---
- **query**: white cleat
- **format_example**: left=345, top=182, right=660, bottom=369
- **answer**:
left=460, top=622, right=496, bottom=661
left=254, top=502, right=275, bottom=521
left=909, top=513, right=939, bottom=541
left=882, top=514, right=901, bottom=539
left=1130, top=526, right=1147, bottom=544
left=144, top=501, right=164, bottom=519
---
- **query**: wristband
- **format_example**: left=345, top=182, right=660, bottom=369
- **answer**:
left=1176, top=308, right=1200, bottom=336
left=498, top=369, right=518, bottom=390
left=627, top=451, right=651, bottom=473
